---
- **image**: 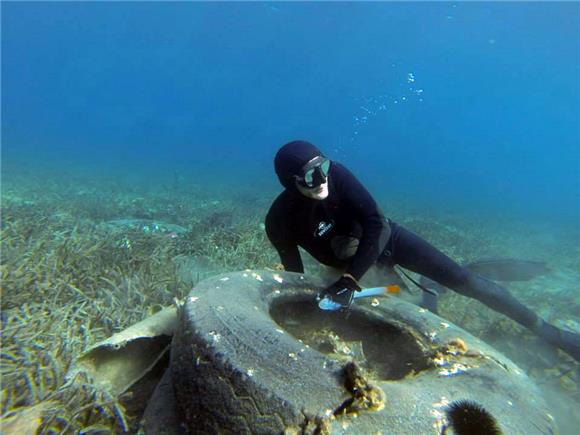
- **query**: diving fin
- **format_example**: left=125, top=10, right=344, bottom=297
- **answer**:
left=418, top=276, right=442, bottom=314
left=417, top=258, right=550, bottom=315
left=464, top=258, right=550, bottom=282
left=417, top=258, right=550, bottom=290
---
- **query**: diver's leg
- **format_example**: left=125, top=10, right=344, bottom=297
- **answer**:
left=380, top=222, right=459, bottom=313
left=458, top=274, right=580, bottom=361
left=388, top=223, right=580, bottom=361
left=384, top=222, right=470, bottom=303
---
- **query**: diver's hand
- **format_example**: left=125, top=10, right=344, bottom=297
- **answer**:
left=319, top=274, right=361, bottom=309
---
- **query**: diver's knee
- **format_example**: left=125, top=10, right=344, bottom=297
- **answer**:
left=451, top=265, right=471, bottom=286
left=453, top=268, right=479, bottom=297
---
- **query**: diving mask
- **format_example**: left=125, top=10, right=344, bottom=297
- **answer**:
left=295, top=156, right=331, bottom=188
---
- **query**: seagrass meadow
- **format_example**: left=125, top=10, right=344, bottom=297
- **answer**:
left=1, top=169, right=578, bottom=434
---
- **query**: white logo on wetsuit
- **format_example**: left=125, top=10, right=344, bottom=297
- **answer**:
left=315, top=220, right=334, bottom=237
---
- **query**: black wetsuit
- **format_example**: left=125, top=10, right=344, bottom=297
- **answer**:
left=266, top=162, right=391, bottom=281
left=266, top=162, right=469, bottom=289
left=266, top=161, right=580, bottom=361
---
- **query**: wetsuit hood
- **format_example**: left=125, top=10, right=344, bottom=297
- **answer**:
left=274, top=140, right=323, bottom=190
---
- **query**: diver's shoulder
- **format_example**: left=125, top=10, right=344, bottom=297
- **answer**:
left=331, top=161, right=356, bottom=176
left=266, top=191, right=296, bottom=235
left=330, top=161, right=360, bottom=185
left=267, top=190, right=293, bottom=215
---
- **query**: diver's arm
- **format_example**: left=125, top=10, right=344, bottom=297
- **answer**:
left=265, top=207, right=304, bottom=273
left=333, top=163, right=389, bottom=281
left=273, top=242, right=304, bottom=273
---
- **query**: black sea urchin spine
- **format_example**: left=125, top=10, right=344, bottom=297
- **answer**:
left=444, top=399, right=503, bottom=435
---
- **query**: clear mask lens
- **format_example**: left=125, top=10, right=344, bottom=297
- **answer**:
left=302, top=158, right=330, bottom=187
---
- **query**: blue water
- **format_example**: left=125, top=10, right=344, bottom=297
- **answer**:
left=3, top=2, right=579, bottom=224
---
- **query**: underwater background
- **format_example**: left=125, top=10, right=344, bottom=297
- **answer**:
left=2, top=1, right=579, bottom=434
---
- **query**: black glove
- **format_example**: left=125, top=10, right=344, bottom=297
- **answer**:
left=319, top=274, right=361, bottom=310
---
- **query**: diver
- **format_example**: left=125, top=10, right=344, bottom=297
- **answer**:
left=265, top=140, right=580, bottom=362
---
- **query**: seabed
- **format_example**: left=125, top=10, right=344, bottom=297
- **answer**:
left=1, top=170, right=578, bottom=434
